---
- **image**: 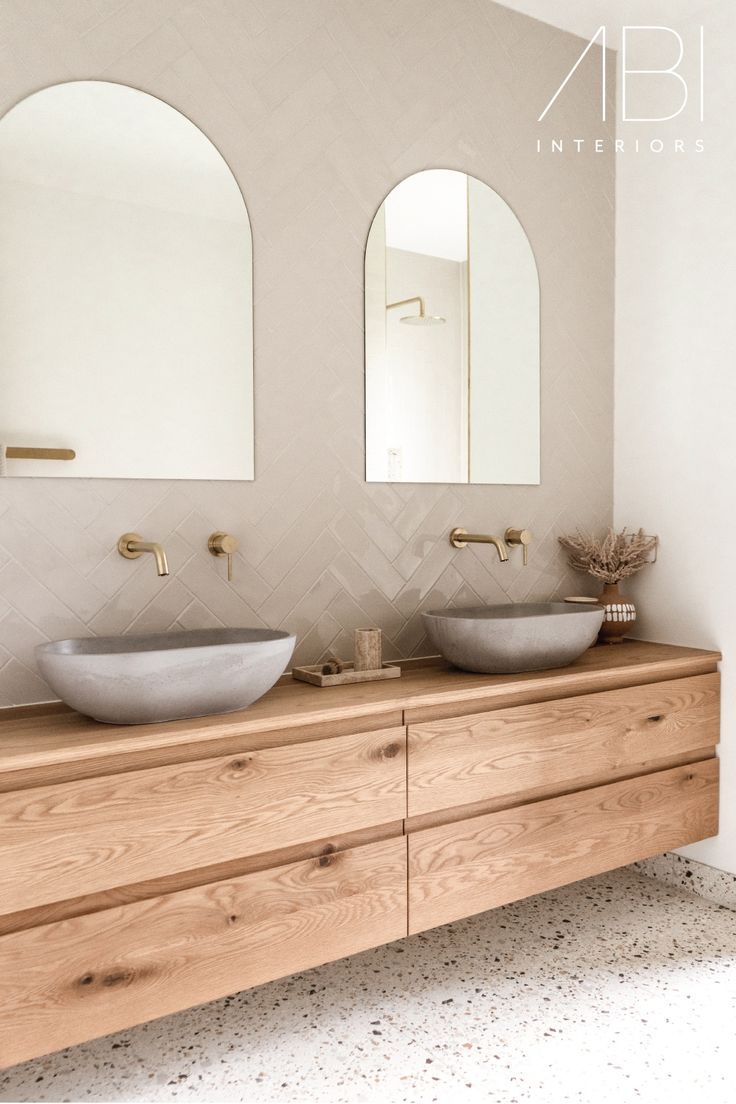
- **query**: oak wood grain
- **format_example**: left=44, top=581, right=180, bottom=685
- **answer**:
left=406, top=747, right=715, bottom=833
left=0, top=727, right=407, bottom=916
left=0, top=642, right=719, bottom=788
left=0, top=820, right=405, bottom=937
left=402, top=644, right=720, bottom=724
left=407, top=674, right=719, bottom=817
left=0, top=710, right=405, bottom=794
left=408, top=759, right=719, bottom=934
left=0, top=836, right=408, bottom=1069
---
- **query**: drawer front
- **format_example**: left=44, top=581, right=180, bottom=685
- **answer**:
left=0, top=835, right=408, bottom=1069
left=407, top=673, right=719, bottom=817
left=0, top=726, right=407, bottom=916
left=408, top=758, right=718, bottom=934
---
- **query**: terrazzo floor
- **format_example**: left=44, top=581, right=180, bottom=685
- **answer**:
left=2, top=867, right=735, bottom=1104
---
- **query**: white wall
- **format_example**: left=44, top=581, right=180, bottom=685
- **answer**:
left=614, top=0, right=736, bottom=873
left=497, top=1, right=721, bottom=42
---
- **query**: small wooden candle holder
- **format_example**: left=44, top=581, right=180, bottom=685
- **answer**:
left=354, top=627, right=382, bottom=671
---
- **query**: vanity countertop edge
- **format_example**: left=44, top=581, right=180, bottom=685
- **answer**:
left=0, top=640, right=721, bottom=782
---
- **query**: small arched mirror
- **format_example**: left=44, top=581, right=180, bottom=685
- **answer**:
left=365, top=169, right=539, bottom=484
left=0, top=81, right=253, bottom=479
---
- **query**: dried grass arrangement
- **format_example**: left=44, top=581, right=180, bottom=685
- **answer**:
left=558, top=527, right=658, bottom=584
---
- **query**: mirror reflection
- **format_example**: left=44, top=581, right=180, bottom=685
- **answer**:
left=365, top=169, right=540, bottom=485
left=0, top=81, right=254, bottom=479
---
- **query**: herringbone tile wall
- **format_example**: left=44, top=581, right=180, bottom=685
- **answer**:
left=0, top=0, right=615, bottom=706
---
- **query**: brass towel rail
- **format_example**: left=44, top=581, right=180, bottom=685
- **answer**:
left=4, top=447, right=76, bottom=461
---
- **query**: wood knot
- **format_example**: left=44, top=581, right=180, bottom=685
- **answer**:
left=78, top=973, right=94, bottom=987
left=103, top=970, right=133, bottom=988
left=317, top=845, right=337, bottom=868
left=229, top=758, right=249, bottom=771
left=382, top=742, right=400, bottom=759
left=228, top=914, right=239, bottom=926
left=647, top=714, right=664, bottom=723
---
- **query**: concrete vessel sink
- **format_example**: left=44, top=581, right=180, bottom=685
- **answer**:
left=422, top=602, right=604, bottom=674
left=36, top=628, right=296, bottom=725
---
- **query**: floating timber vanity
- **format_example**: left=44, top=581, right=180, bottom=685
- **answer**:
left=0, top=640, right=720, bottom=1068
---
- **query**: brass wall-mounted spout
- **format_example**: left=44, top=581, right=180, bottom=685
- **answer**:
left=449, top=528, right=509, bottom=563
left=117, top=533, right=170, bottom=577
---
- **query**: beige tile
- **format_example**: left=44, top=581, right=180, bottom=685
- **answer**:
left=393, top=541, right=459, bottom=618
left=0, top=500, right=106, bottom=591
left=393, top=493, right=464, bottom=579
left=279, top=569, right=343, bottom=639
left=329, top=512, right=404, bottom=600
left=176, top=597, right=226, bottom=630
left=80, top=0, right=185, bottom=70
left=327, top=552, right=404, bottom=638
left=258, top=489, right=340, bottom=588
left=102, top=19, right=190, bottom=83
left=290, top=610, right=341, bottom=668
left=126, top=577, right=195, bottom=633
left=0, top=657, right=55, bottom=708
left=257, top=529, right=338, bottom=626
left=0, top=607, right=51, bottom=669
left=87, top=532, right=194, bottom=634
left=252, top=26, right=339, bottom=110
left=82, top=482, right=170, bottom=546
left=49, top=0, right=135, bottom=37
left=0, top=481, right=104, bottom=569
left=175, top=557, right=265, bottom=628
left=0, top=562, right=90, bottom=642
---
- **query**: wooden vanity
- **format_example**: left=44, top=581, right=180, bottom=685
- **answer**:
left=0, top=640, right=720, bottom=1068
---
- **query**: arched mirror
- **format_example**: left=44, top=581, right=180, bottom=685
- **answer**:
left=0, top=81, right=253, bottom=479
left=365, top=169, right=539, bottom=484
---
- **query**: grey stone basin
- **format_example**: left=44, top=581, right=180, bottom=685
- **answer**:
left=35, top=628, right=296, bottom=725
left=422, top=602, right=604, bottom=674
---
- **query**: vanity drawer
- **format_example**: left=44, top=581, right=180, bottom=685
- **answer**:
left=408, top=758, right=718, bottom=934
left=0, top=835, right=408, bottom=1068
left=407, top=673, right=719, bottom=818
left=0, top=727, right=407, bottom=916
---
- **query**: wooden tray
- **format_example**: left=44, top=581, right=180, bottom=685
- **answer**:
left=292, top=662, right=401, bottom=687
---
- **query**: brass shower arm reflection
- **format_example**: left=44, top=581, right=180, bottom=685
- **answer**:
left=386, top=296, right=445, bottom=326
left=386, top=296, right=426, bottom=317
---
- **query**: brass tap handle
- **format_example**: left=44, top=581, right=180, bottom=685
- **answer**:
left=505, top=528, right=532, bottom=566
left=208, top=532, right=239, bottom=582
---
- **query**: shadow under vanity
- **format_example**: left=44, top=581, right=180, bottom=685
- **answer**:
left=0, top=640, right=719, bottom=1068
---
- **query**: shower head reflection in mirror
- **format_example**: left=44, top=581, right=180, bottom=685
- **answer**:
left=386, top=296, right=446, bottom=326
left=365, top=168, right=540, bottom=485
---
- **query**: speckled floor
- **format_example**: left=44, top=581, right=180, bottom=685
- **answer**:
left=2, top=867, right=735, bottom=1104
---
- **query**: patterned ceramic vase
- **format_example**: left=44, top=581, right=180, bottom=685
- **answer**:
left=598, top=582, right=636, bottom=644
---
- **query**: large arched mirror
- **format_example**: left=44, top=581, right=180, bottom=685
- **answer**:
left=0, top=81, right=253, bottom=479
left=365, top=169, right=539, bottom=484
